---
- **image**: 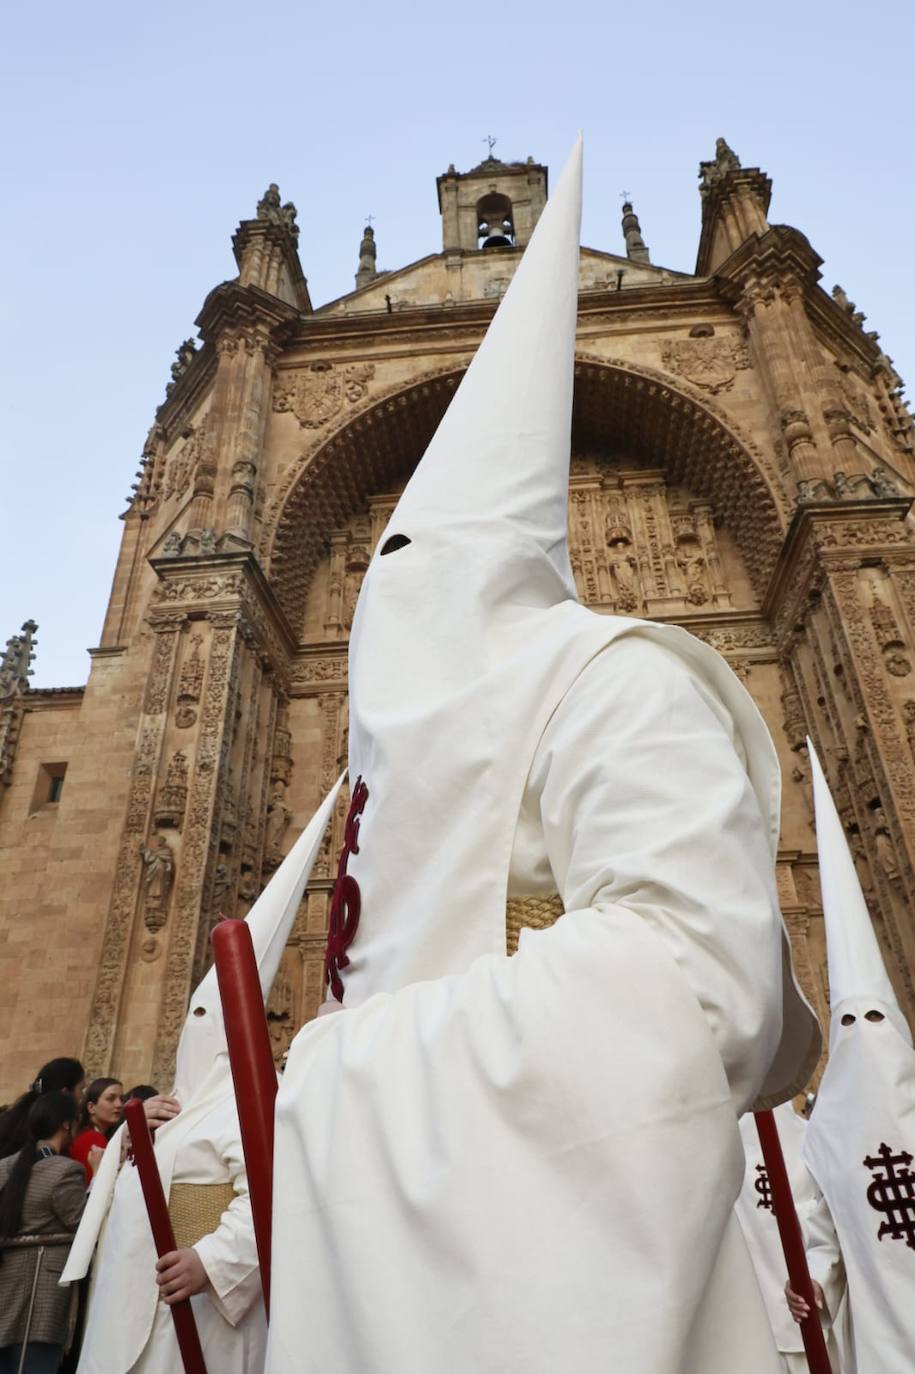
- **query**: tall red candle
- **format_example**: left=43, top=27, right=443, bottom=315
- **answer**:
left=124, top=1099, right=208, bottom=1374
left=754, top=1109, right=833, bottom=1374
left=212, top=918, right=278, bottom=1316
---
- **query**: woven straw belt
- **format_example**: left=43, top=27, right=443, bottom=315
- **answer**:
left=168, top=1182, right=236, bottom=1249
left=505, top=894, right=564, bottom=956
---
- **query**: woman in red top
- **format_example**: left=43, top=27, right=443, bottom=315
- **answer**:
left=69, top=1077, right=122, bottom=1184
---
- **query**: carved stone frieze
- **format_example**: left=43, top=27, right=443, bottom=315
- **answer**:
left=273, top=361, right=376, bottom=429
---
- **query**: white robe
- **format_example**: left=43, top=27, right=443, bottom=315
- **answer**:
left=735, top=1106, right=843, bottom=1372
left=803, top=1013, right=915, bottom=1374
left=68, top=1071, right=265, bottom=1374
left=269, top=634, right=811, bottom=1373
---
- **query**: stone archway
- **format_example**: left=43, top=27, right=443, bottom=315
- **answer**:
left=265, top=358, right=789, bottom=637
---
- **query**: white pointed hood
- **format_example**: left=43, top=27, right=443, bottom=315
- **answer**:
left=806, top=738, right=910, bottom=1047
left=373, top=135, right=583, bottom=605
left=173, top=774, right=345, bottom=1102
left=333, top=135, right=816, bottom=1120
left=340, top=138, right=608, bottom=1005
left=803, top=741, right=915, bottom=1370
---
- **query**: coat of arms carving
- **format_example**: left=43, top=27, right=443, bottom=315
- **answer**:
left=273, top=361, right=376, bottom=429
left=660, top=336, right=749, bottom=394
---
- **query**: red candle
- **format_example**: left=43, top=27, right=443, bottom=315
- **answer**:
left=212, top=918, right=278, bottom=1316
left=754, top=1109, right=833, bottom=1373
left=124, top=1099, right=208, bottom=1374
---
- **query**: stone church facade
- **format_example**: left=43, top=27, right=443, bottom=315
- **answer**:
left=2, top=140, right=914, bottom=1101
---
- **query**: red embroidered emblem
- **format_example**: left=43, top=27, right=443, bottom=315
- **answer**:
left=324, top=777, right=369, bottom=1001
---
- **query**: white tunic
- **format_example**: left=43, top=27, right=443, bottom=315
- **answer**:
left=803, top=1012, right=915, bottom=1374
left=269, top=635, right=812, bottom=1374
left=735, top=1106, right=844, bottom=1372
left=72, top=1082, right=265, bottom=1374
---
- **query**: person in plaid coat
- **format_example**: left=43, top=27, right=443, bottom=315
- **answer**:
left=0, top=1092, right=90, bottom=1373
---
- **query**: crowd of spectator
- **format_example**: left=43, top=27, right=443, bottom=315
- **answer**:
left=0, top=1058, right=159, bottom=1373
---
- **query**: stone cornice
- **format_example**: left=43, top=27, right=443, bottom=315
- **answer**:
left=195, top=281, right=301, bottom=349
left=714, top=224, right=823, bottom=303
left=20, top=687, right=85, bottom=709
left=276, top=279, right=735, bottom=363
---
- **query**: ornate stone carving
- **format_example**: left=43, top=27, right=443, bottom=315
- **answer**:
left=869, top=593, right=912, bottom=677
left=780, top=664, right=807, bottom=750
left=151, top=618, right=241, bottom=1084
left=162, top=419, right=208, bottom=503
left=902, top=700, right=915, bottom=756
left=138, top=834, right=175, bottom=932
left=266, top=971, right=295, bottom=1063
left=175, top=634, right=204, bottom=728
left=273, top=361, right=376, bottom=429
left=153, top=574, right=245, bottom=604
left=0, top=620, right=37, bottom=699
left=165, top=339, right=199, bottom=397
left=154, top=750, right=189, bottom=828
left=659, top=335, right=749, bottom=394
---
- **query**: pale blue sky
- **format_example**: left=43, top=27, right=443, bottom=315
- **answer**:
left=2, top=0, right=912, bottom=687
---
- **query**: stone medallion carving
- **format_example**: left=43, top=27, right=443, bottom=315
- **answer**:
left=660, top=336, right=749, bottom=394
left=273, top=361, right=375, bottom=429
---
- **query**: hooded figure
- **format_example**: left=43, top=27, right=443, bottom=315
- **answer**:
left=801, top=741, right=915, bottom=1373
left=61, top=778, right=342, bottom=1374
left=736, top=1103, right=842, bottom=1373
left=268, top=137, right=819, bottom=1374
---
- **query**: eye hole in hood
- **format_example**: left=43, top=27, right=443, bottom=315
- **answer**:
left=380, top=534, right=412, bottom=556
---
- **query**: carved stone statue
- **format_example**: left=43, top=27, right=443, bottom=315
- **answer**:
left=699, top=137, right=741, bottom=194
left=170, top=339, right=197, bottom=382
left=790, top=745, right=814, bottom=825
left=161, top=531, right=184, bottom=557
left=267, top=973, right=295, bottom=1063
left=676, top=544, right=710, bottom=607
left=139, top=834, right=175, bottom=932
left=870, top=466, right=900, bottom=498
left=256, top=183, right=299, bottom=237
left=211, top=862, right=233, bottom=913
left=265, top=785, right=291, bottom=861
left=873, top=810, right=901, bottom=884
left=605, top=523, right=639, bottom=612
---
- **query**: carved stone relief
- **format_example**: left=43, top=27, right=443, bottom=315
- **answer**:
left=660, top=334, right=750, bottom=394
left=273, top=361, right=375, bottom=429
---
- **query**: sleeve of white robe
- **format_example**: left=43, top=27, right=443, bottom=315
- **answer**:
left=523, top=634, right=785, bottom=1112
left=804, top=1191, right=846, bottom=1322
left=192, top=1112, right=262, bottom=1326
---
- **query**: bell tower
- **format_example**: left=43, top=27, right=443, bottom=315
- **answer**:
left=436, top=150, right=548, bottom=254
